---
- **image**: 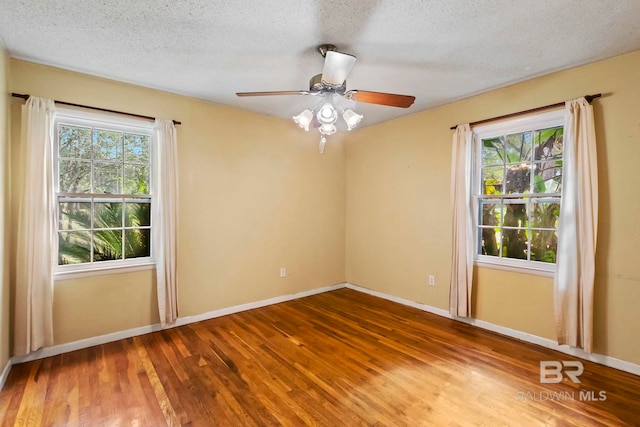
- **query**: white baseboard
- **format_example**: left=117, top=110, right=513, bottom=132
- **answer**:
left=8, top=281, right=640, bottom=380
left=10, top=283, right=346, bottom=366
left=11, top=323, right=165, bottom=364
left=345, top=283, right=640, bottom=377
left=174, top=283, right=345, bottom=327
left=0, top=360, right=11, bottom=390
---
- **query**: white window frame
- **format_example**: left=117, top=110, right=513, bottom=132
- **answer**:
left=54, top=107, right=155, bottom=278
left=472, top=109, right=565, bottom=275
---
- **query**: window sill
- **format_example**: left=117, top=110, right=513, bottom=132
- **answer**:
left=54, top=262, right=155, bottom=281
left=474, top=257, right=555, bottom=278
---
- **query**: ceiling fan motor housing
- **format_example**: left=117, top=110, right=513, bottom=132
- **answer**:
left=309, top=74, right=346, bottom=95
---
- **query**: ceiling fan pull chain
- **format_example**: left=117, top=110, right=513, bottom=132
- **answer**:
left=319, top=137, right=326, bottom=154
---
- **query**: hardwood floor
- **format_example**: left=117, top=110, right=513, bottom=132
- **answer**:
left=2, top=288, right=640, bottom=426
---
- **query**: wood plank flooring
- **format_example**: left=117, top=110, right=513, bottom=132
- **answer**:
left=1, top=288, right=640, bottom=426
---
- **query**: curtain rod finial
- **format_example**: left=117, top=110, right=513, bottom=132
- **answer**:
left=585, top=94, right=602, bottom=103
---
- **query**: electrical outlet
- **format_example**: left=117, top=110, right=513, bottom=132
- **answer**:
left=280, top=268, right=287, bottom=278
left=428, top=275, right=436, bottom=286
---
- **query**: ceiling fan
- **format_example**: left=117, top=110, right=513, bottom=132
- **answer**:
left=236, top=44, right=416, bottom=153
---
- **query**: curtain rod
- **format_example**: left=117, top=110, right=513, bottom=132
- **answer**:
left=11, top=93, right=181, bottom=126
left=449, top=93, right=601, bottom=130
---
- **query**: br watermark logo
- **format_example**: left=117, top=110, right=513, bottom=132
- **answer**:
left=540, top=360, right=583, bottom=384
left=516, top=360, right=607, bottom=402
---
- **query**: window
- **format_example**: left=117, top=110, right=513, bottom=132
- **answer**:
left=55, top=109, right=153, bottom=270
left=473, top=110, right=564, bottom=270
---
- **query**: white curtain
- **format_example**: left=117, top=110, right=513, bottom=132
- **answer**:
left=449, top=124, right=475, bottom=317
left=14, top=97, right=56, bottom=356
left=152, top=119, right=179, bottom=326
left=554, top=98, right=598, bottom=353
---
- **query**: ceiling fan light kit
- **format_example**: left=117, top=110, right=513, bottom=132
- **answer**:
left=237, top=44, right=415, bottom=154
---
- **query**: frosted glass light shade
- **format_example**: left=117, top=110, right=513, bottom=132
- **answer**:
left=293, top=110, right=313, bottom=131
left=343, top=109, right=363, bottom=130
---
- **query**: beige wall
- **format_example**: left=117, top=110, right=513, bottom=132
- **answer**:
left=9, top=60, right=346, bottom=345
left=346, top=50, right=640, bottom=365
left=0, top=41, right=10, bottom=371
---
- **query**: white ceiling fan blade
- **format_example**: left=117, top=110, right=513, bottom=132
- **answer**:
left=321, top=51, right=356, bottom=87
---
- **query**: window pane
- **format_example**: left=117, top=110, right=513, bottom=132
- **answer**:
left=59, top=125, right=91, bottom=159
left=534, top=127, right=563, bottom=161
left=93, top=129, right=123, bottom=161
left=501, top=228, right=529, bottom=260
left=530, top=230, right=558, bottom=263
left=124, top=165, right=150, bottom=195
left=124, top=133, right=150, bottom=164
left=482, top=166, right=503, bottom=194
left=479, top=227, right=501, bottom=257
left=503, top=202, right=528, bottom=228
left=58, top=231, right=91, bottom=265
left=94, top=202, right=123, bottom=229
left=125, top=202, right=151, bottom=227
left=59, top=202, right=91, bottom=230
left=482, top=137, right=504, bottom=166
left=505, top=132, right=532, bottom=163
left=125, top=229, right=150, bottom=259
left=93, top=230, right=123, bottom=261
left=479, top=200, right=503, bottom=257
left=502, top=201, right=529, bottom=260
left=94, top=162, right=122, bottom=194
left=531, top=201, right=560, bottom=229
left=533, top=163, right=562, bottom=194
left=59, top=159, right=91, bottom=193
left=480, top=201, right=501, bottom=227
left=505, top=164, right=531, bottom=194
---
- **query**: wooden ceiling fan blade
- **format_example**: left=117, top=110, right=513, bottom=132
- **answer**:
left=346, top=90, right=415, bottom=108
left=321, top=51, right=356, bottom=87
left=236, top=90, right=310, bottom=97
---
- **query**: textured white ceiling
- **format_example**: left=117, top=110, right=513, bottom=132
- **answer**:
left=2, top=0, right=640, bottom=126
